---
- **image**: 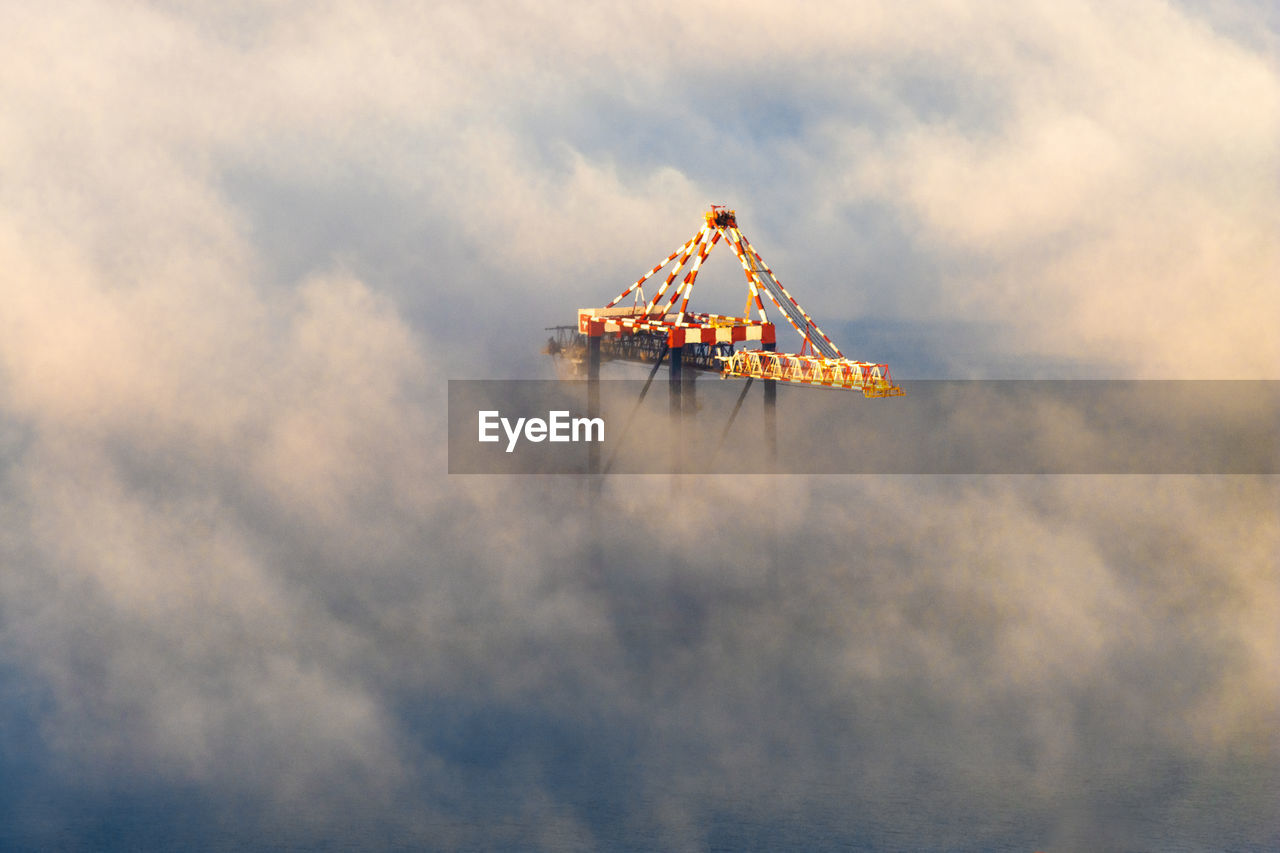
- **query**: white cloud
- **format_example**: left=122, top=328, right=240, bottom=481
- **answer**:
left=0, top=0, right=1276, bottom=847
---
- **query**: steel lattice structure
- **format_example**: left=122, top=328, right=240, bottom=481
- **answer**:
left=576, top=206, right=903, bottom=397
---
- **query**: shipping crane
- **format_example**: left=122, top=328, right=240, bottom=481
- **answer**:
left=570, top=206, right=903, bottom=397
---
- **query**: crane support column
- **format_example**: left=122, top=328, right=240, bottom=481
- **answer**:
left=669, top=341, right=684, bottom=474
left=763, top=340, right=777, bottom=466
left=669, top=342, right=683, bottom=418
left=587, top=331, right=601, bottom=474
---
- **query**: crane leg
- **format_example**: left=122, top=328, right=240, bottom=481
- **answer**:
left=763, top=341, right=777, bottom=468
left=670, top=343, right=683, bottom=474
left=587, top=334, right=601, bottom=475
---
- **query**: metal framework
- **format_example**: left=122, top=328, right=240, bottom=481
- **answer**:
left=576, top=206, right=903, bottom=397
left=720, top=350, right=901, bottom=396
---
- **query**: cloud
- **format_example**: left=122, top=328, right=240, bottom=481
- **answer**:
left=0, top=269, right=426, bottom=810
left=20, top=0, right=1272, bottom=378
left=0, top=0, right=1277, bottom=848
left=827, top=1, right=1280, bottom=375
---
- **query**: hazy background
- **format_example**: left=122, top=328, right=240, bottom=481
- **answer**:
left=0, top=1, right=1277, bottom=849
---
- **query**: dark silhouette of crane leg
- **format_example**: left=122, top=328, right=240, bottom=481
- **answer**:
left=763, top=341, right=777, bottom=469
left=587, top=333, right=601, bottom=476
left=669, top=342, right=684, bottom=475
left=762, top=341, right=779, bottom=589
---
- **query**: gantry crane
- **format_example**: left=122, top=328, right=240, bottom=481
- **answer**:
left=572, top=206, right=903, bottom=397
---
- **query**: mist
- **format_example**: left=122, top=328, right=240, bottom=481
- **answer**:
left=1, top=0, right=1277, bottom=849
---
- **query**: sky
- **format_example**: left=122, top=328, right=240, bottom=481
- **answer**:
left=0, top=1, right=1277, bottom=850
